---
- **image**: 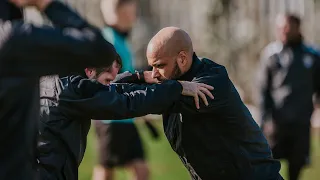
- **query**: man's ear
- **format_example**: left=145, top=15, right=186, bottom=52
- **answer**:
left=178, top=51, right=188, bottom=67
left=84, top=68, right=95, bottom=79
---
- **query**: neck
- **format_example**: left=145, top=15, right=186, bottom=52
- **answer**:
left=178, top=53, right=202, bottom=81
left=181, top=59, right=193, bottom=75
left=284, top=34, right=303, bottom=47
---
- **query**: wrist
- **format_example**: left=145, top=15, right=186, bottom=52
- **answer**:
left=177, top=81, right=184, bottom=93
left=135, top=70, right=145, bottom=82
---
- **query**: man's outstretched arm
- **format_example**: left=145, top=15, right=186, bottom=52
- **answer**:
left=0, top=0, right=117, bottom=76
left=58, top=76, right=213, bottom=120
left=113, top=71, right=216, bottom=111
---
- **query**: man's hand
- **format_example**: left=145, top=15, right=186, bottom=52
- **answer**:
left=10, top=0, right=51, bottom=11
left=179, top=81, right=214, bottom=109
left=112, top=71, right=132, bottom=83
left=143, top=71, right=160, bottom=84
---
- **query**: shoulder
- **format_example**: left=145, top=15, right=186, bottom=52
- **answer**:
left=261, top=41, right=283, bottom=58
left=58, top=75, right=110, bottom=100
left=196, top=58, right=230, bottom=94
left=200, top=58, right=228, bottom=78
left=192, top=58, right=232, bottom=104
left=301, top=45, right=320, bottom=67
left=257, top=41, right=283, bottom=68
left=303, top=44, right=320, bottom=58
left=260, top=41, right=283, bottom=65
left=68, top=75, right=102, bottom=89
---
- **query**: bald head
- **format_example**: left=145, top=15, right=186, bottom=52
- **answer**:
left=146, top=27, right=194, bottom=81
left=147, top=27, right=193, bottom=58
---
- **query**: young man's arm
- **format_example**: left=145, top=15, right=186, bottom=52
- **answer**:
left=0, top=0, right=117, bottom=76
left=113, top=70, right=217, bottom=111
left=58, top=76, right=182, bottom=120
left=111, top=71, right=163, bottom=93
left=58, top=76, right=213, bottom=120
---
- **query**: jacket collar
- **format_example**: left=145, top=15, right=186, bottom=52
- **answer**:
left=178, top=53, right=203, bottom=81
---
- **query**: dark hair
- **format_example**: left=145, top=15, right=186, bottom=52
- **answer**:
left=285, top=13, right=301, bottom=27
left=95, top=54, right=122, bottom=75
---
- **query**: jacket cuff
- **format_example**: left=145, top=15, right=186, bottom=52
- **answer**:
left=113, top=73, right=141, bottom=83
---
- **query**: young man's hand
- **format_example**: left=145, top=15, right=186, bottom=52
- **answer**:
left=143, top=71, right=160, bottom=84
left=10, top=0, right=51, bottom=11
left=178, top=81, right=214, bottom=109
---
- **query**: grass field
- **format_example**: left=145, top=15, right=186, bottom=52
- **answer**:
left=79, top=120, right=320, bottom=180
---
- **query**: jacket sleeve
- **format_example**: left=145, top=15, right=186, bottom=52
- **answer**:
left=255, top=51, right=274, bottom=124
left=112, top=71, right=147, bottom=84
left=58, top=77, right=182, bottom=120
left=166, top=67, right=230, bottom=114
left=0, top=1, right=117, bottom=77
left=113, top=69, right=227, bottom=114
left=113, top=72, right=141, bottom=83
left=111, top=71, right=152, bottom=92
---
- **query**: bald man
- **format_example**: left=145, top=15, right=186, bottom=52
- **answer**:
left=119, top=27, right=283, bottom=180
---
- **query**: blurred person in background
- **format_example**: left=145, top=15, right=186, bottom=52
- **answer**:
left=256, top=13, right=320, bottom=180
left=93, top=0, right=152, bottom=179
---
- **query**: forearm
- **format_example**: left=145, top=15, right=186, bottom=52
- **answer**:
left=111, top=71, right=155, bottom=93
left=99, top=81, right=182, bottom=119
left=59, top=80, right=182, bottom=120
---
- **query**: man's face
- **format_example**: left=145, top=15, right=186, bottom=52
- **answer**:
left=86, top=61, right=120, bottom=85
left=117, top=2, right=137, bottom=31
left=147, top=54, right=182, bottom=81
left=276, top=17, right=300, bottom=44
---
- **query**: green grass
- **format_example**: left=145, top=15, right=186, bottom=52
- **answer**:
left=79, top=120, right=320, bottom=180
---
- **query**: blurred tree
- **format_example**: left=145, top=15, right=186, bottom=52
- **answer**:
left=24, top=0, right=319, bottom=103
